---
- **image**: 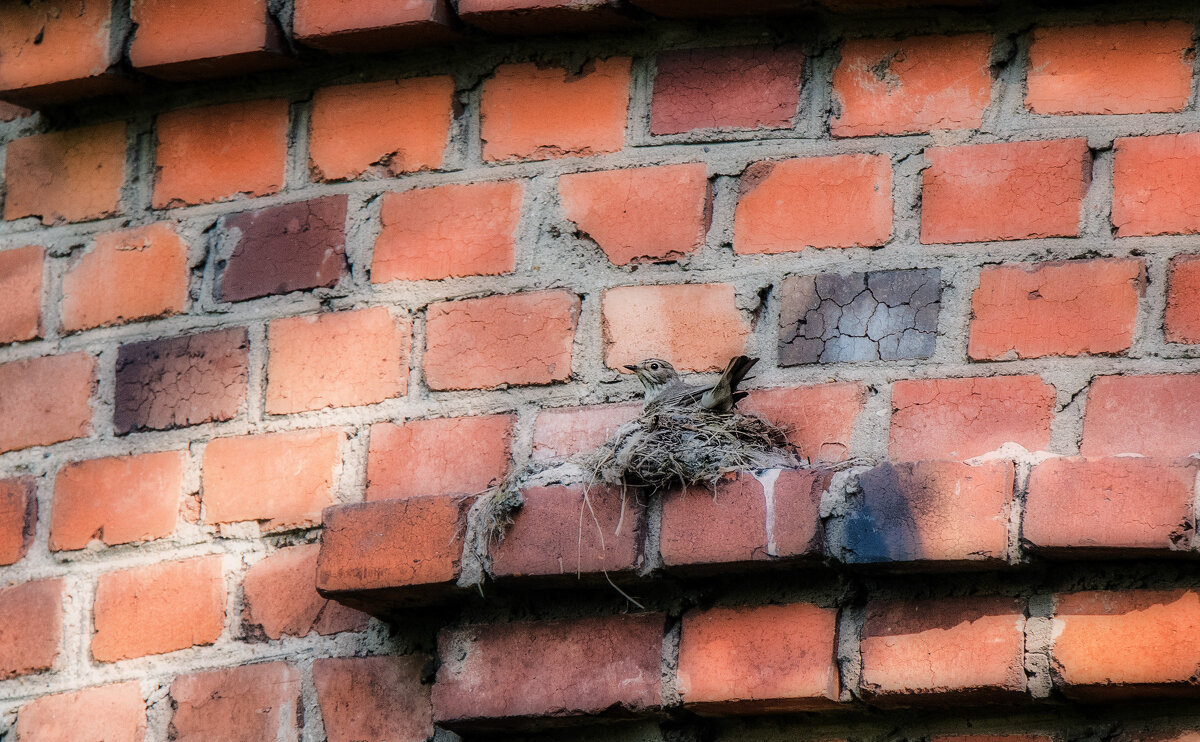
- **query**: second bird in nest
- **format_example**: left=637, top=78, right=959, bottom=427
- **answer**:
left=624, top=355, right=758, bottom=413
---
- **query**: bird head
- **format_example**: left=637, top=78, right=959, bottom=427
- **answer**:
left=623, top=358, right=679, bottom=393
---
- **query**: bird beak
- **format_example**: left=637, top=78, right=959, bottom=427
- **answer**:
left=623, top=364, right=638, bottom=372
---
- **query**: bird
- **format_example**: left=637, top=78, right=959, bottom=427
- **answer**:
left=623, top=355, right=758, bottom=412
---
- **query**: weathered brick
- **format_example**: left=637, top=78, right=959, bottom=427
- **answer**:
left=1025, top=457, right=1196, bottom=553
left=531, top=402, right=640, bottom=460
left=170, top=662, right=300, bottom=740
left=833, top=34, right=992, bottom=136
left=559, top=163, right=709, bottom=265
left=1114, top=731, right=1200, bottom=742
left=243, top=543, right=368, bottom=640
left=372, top=181, right=521, bottom=282
left=266, top=308, right=411, bottom=413
left=293, top=0, right=457, bottom=51
left=921, top=139, right=1089, bottom=243
left=632, top=0, right=808, bottom=15
left=741, top=383, right=865, bottom=463
left=459, top=0, right=631, bottom=33
left=16, top=682, right=146, bottom=742
left=779, top=269, right=941, bottom=364
left=130, top=0, right=292, bottom=80
left=480, top=58, right=631, bottom=162
left=734, top=155, right=892, bottom=253
left=425, top=291, right=578, bottom=390
left=434, top=614, right=663, bottom=728
left=0, top=353, right=95, bottom=453
left=5, top=123, right=126, bottom=225
left=367, top=416, right=513, bottom=501
left=835, top=461, right=1013, bottom=566
left=61, top=223, right=189, bottom=332
left=1053, top=590, right=1200, bottom=699
left=1168, top=254, right=1200, bottom=344
left=114, top=328, right=248, bottom=435
left=1114, top=134, right=1200, bottom=237
left=0, top=102, right=32, bottom=122
left=92, top=556, right=224, bottom=662
left=1081, top=374, right=1200, bottom=458
left=50, top=451, right=185, bottom=551
left=1027, top=21, right=1194, bottom=115
left=202, top=429, right=342, bottom=531
left=679, top=603, right=840, bottom=713
left=890, top=376, right=1056, bottom=460
left=153, top=99, right=289, bottom=208
left=603, top=283, right=749, bottom=371
left=310, top=76, right=454, bottom=181
left=314, top=656, right=433, bottom=742
left=0, top=579, right=62, bottom=679
left=0, top=245, right=43, bottom=344
left=0, top=478, right=37, bottom=566
left=968, top=259, right=1143, bottom=360
left=218, top=195, right=349, bottom=302
left=861, top=596, right=1027, bottom=703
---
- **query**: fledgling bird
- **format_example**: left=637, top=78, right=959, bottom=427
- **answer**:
left=624, top=355, right=758, bottom=412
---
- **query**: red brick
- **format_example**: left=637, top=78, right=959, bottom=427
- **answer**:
left=651, top=46, right=804, bottom=135
left=679, top=602, right=839, bottom=713
left=1025, top=457, right=1196, bottom=553
left=367, top=416, right=513, bottom=500
left=0, top=102, right=32, bottom=121
left=1115, top=134, right=1200, bottom=237
left=1168, top=255, right=1200, bottom=344
left=603, top=283, right=749, bottom=371
left=425, top=291, right=578, bottom=390
left=267, top=308, right=410, bottom=413
left=833, top=34, right=992, bottom=136
left=372, top=181, right=521, bottom=282
left=93, top=556, right=224, bottom=662
left=459, top=0, right=631, bottom=33
left=861, top=596, right=1027, bottom=703
left=170, top=662, right=300, bottom=741
left=1081, top=374, right=1200, bottom=458
left=61, top=223, right=189, bottom=332
left=293, top=0, right=457, bottom=52
left=314, top=656, right=433, bottom=742
left=734, top=155, right=892, bottom=253
left=310, top=76, right=453, bottom=181
left=1053, top=589, right=1200, bottom=698
left=889, top=376, right=1055, bottom=460
left=16, top=682, right=146, bottom=742
left=0, top=245, right=43, bottom=344
left=921, top=139, right=1089, bottom=244
left=1027, top=22, right=1194, bottom=115
left=153, top=99, right=288, bottom=208
left=661, top=470, right=826, bottom=569
left=202, top=429, right=342, bottom=531
left=559, top=164, right=709, bottom=265
left=0, top=352, right=95, bottom=453
left=51, top=451, right=184, bottom=551
left=968, top=259, right=1144, bottom=360
left=5, top=123, right=126, bottom=225
left=0, top=478, right=37, bottom=566
left=741, top=383, right=865, bottom=463
left=480, top=58, right=631, bottom=162
left=1115, top=732, right=1200, bottom=742
left=632, top=0, right=809, bottom=16
left=531, top=402, right=640, bottom=460
left=0, top=579, right=62, bottom=679
left=130, top=0, right=292, bottom=80
left=243, top=543, right=368, bottom=640
left=433, top=614, right=663, bottom=728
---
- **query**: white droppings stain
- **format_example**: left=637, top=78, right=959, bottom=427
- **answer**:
left=754, top=468, right=782, bottom=557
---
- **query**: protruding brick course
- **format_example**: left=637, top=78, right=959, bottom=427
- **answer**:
left=16, top=682, right=146, bottom=742
left=0, top=245, right=43, bottom=344
left=242, top=543, right=368, bottom=640
left=1167, top=255, right=1200, bottom=344
left=0, top=579, right=62, bottom=679
left=1081, top=374, right=1200, bottom=458
left=1114, top=133, right=1200, bottom=237
left=130, top=0, right=293, bottom=80
left=314, top=656, right=434, bottom=742
left=4, top=123, right=127, bottom=225
left=293, top=0, right=458, bottom=51
left=0, top=478, right=37, bottom=566
left=367, top=416, right=513, bottom=501
left=170, top=662, right=300, bottom=740
left=603, top=283, right=749, bottom=371
left=458, top=0, right=632, bottom=33
left=0, top=353, right=95, bottom=454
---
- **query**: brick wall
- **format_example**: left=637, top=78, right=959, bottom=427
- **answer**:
left=2, top=1, right=1200, bottom=740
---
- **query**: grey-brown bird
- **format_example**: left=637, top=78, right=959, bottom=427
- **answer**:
left=624, top=356, right=758, bottom=412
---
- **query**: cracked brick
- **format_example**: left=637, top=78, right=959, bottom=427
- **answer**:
left=531, top=402, right=640, bottom=460
left=0, top=245, right=43, bottom=344
left=741, top=383, right=865, bottom=463
left=293, top=0, right=458, bottom=52
left=1167, top=254, right=1200, bottom=343
left=4, top=123, right=127, bottom=225
left=170, top=663, right=300, bottom=741
left=314, top=656, right=433, bottom=742
left=242, top=543, right=368, bottom=640
left=1114, top=133, right=1200, bottom=237
left=1081, top=374, right=1200, bottom=458
left=130, top=0, right=294, bottom=80
left=0, top=352, right=95, bottom=454
left=0, top=478, right=36, bottom=566
left=603, top=283, right=749, bottom=371
left=367, top=415, right=513, bottom=500
left=16, top=682, right=146, bottom=742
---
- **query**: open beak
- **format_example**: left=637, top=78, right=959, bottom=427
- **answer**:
left=623, top=364, right=638, bottom=372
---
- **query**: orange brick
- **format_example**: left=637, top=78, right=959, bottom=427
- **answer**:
left=1081, top=374, right=1200, bottom=458
left=50, top=451, right=184, bottom=551
left=367, top=416, right=513, bottom=500
left=314, top=656, right=433, bottom=742
left=968, top=259, right=1143, bottom=360
left=459, top=0, right=631, bottom=33
left=679, top=603, right=839, bottom=713
left=266, top=308, right=410, bottom=414
left=1027, top=22, right=1194, bottom=115
left=153, top=99, right=289, bottom=208
left=16, top=682, right=146, bottom=742
left=243, top=543, right=368, bottom=640
left=0, top=102, right=31, bottom=122
left=559, top=164, right=709, bottom=265
left=1114, top=134, right=1200, bottom=237
left=60, top=222, right=189, bottom=332
left=424, top=291, right=578, bottom=390
left=0, top=353, right=95, bottom=454
left=734, top=155, right=892, bottom=253
left=0, top=478, right=37, bottom=566
left=1168, top=255, right=1200, bottom=343
left=0, top=245, right=43, bottom=344
left=310, top=76, right=454, bottom=181
left=293, top=0, right=457, bottom=51
left=921, top=139, right=1089, bottom=243
left=0, top=579, right=61, bottom=679
left=372, top=181, right=522, bottom=283
left=480, top=58, right=631, bottom=162
left=171, top=662, right=300, bottom=740
left=603, top=283, right=749, bottom=372
left=130, top=0, right=292, bottom=80
left=531, top=402, right=640, bottom=460
left=5, top=123, right=126, bottom=225
left=890, top=376, right=1055, bottom=460
left=741, top=383, right=865, bottom=463
left=832, top=34, right=992, bottom=136
left=92, top=556, right=224, bottom=662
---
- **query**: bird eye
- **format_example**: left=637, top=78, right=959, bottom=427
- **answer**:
left=650, top=363, right=659, bottom=370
